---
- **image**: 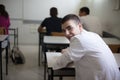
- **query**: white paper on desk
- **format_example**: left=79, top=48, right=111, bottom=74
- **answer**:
left=46, top=52, right=62, bottom=67
left=51, top=52, right=72, bottom=70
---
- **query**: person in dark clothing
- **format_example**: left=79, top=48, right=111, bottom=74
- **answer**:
left=38, top=7, right=62, bottom=35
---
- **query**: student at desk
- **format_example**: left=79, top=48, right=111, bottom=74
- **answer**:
left=38, top=7, right=62, bottom=35
left=79, top=7, right=102, bottom=36
left=53, top=14, right=120, bottom=80
left=0, top=4, right=10, bottom=34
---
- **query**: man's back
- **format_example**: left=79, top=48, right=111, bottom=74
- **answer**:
left=80, top=15, right=103, bottom=36
left=38, top=7, right=62, bottom=35
left=41, top=17, right=62, bottom=35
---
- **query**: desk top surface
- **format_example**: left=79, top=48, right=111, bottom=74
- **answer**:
left=0, top=35, right=8, bottom=42
left=44, top=36, right=120, bottom=45
left=44, top=36, right=70, bottom=44
left=103, top=38, right=120, bottom=45
left=46, top=52, right=120, bottom=68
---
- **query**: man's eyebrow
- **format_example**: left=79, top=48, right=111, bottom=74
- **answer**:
left=66, top=26, right=71, bottom=29
left=62, top=25, right=71, bottom=31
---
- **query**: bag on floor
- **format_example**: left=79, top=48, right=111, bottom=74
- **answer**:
left=10, top=46, right=25, bottom=64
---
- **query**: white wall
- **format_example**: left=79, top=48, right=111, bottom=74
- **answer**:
left=23, top=0, right=81, bottom=20
left=0, top=0, right=120, bottom=45
left=9, top=20, right=39, bottom=45
left=0, top=0, right=23, bottom=19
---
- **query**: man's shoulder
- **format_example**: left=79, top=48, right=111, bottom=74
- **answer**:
left=42, top=17, right=53, bottom=22
left=58, top=17, right=62, bottom=19
left=45, top=17, right=62, bottom=20
left=56, top=17, right=62, bottom=20
left=44, top=17, right=51, bottom=20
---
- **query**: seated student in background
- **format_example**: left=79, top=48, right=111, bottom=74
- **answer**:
left=0, top=4, right=10, bottom=34
left=38, top=7, right=62, bottom=35
left=79, top=7, right=103, bottom=36
left=53, top=14, right=120, bottom=80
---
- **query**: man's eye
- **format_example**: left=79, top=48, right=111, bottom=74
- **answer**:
left=67, top=26, right=72, bottom=30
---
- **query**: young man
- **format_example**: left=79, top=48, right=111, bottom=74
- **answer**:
left=38, top=7, right=62, bottom=35
left=53, top=14, right=120, bottom=80
left=79, top=7, right=103, bottom=36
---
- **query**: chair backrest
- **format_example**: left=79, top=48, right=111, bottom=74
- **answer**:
left=0, top=27, right=6, bottom=35
left=51, top=32, right=65, bottom=36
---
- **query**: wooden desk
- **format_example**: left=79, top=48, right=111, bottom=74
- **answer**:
left=43, top=36, right=69, bottom=62
left=103, top=38, right=120, bottom=53
left=46, top=52, right=75, bottom=80
left=44, top=36, right=69, bottom=44
left=0, top=35, right=8, bottom=80
left=46, top=52, right=120, bottom=80
left=43, top=36, right=70, bottom=80
left=42, top=36, right=69, bottom=63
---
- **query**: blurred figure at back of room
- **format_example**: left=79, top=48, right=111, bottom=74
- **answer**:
left=0, top=4, right=10, bottom=34
left=38, top=7, right=62, bottom=35
left=79, top=7, right=102, bottom=36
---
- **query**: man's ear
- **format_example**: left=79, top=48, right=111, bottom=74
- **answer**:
left=78, top=23, right=83, bottom=31
left=78, top=23, right=82, bottom=28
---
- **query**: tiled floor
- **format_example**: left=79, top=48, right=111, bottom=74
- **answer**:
left=2, top=45, right=75, bottom=80
left=2, top=45, right=43, bottom=80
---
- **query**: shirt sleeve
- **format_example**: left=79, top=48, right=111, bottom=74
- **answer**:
left=53, top=36, right=85, bottom=70
left=68, top=37, right=85, bottom=61
left=40, top=18, right=47, bottom=27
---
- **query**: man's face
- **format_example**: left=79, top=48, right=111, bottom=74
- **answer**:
left=62, top=20, right=82, bottom=40
left=79, top=11, right=85, bottom=17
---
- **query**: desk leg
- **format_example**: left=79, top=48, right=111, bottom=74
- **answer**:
left=44, top=44, right=47, bottom=80
left=38, top=33, right=40, bottom=66
left=39, top=33, right=44, bottom=66
left=38, top=42, right=40, bottom=66
left=48, top=68, right=53, bottom=80
left=51, top=69, right=53, bottom=80
left=59, top=77, right=63, bottom=80
left=6, top=45, right=8, bottom=75
left=44, top=61, right=46, bottom=80
left=0, top=47, right=3, bottom=80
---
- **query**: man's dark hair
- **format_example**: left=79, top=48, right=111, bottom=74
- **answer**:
left=62, top=14, right=81, bottom=25
left=80, top=7, right=90, bottom=15
left=50, top=7, right=58, bottom=17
